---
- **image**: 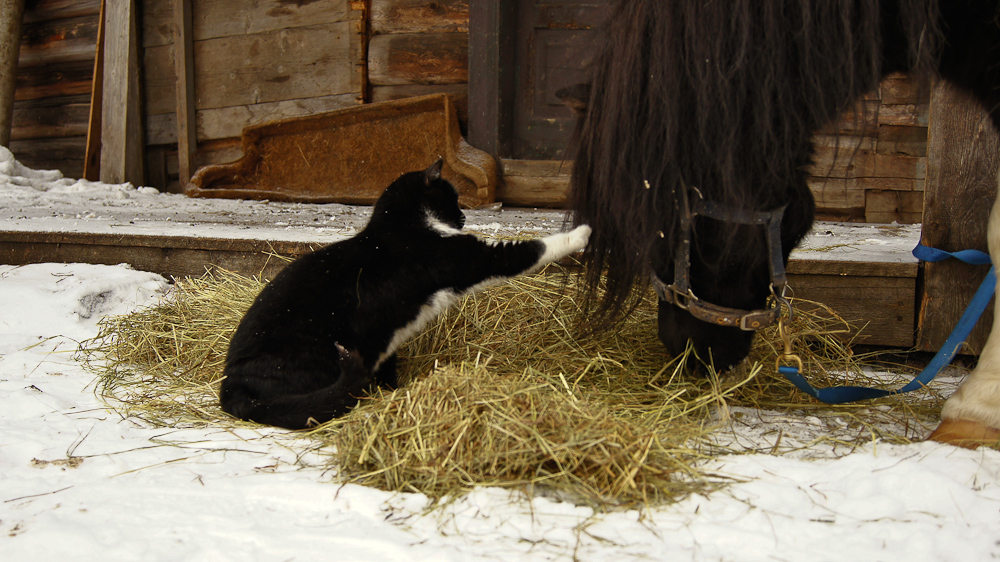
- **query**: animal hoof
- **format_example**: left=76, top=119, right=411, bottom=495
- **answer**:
left=928, top=418, right=1000, bottom=449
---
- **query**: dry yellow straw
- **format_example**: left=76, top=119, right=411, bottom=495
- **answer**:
left=79, top=265, right=947, bottom=508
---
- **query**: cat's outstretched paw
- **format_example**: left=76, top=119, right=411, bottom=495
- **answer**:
left=540, top=225, right=591, bottom=264
left=566, top=225, right=591, bottom=252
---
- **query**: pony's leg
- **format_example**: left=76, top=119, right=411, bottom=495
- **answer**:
left=929, top=172, right=1000, bottom=448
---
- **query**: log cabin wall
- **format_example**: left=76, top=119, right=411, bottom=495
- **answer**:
left=141, top=0, right=365, bottom=191
left=9, top=0, right=101, bottom=178
left=8, top=0, right=927, bottom=223
left=368, top=0, right=469, bottom=131
left=809, top=74, right=930, bottom=224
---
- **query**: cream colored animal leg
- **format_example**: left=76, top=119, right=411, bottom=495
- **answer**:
left=930, top=173, right=1000, bottom=448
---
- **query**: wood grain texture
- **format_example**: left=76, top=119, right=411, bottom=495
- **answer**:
left=173, top=0, right=196, bottom=186
left=919, top=81, right=1000, bottom=354
left=143, top=22, right=362, bottom=116
left=368, top=32, right=469, bottom=86
left=372, top=0, right=469, bottom=34
left=100, top=0, right=144, bottom=186
left=145, top=93, right=361, bottom=144
left=141, top=0, right=358, bottom=47
left=17, top=15, right=97, bottom=67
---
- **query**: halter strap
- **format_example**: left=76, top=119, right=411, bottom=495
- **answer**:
left=652, top=184, right=789, bottom=331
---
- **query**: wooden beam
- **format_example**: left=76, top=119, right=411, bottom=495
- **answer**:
left=0, top=0, right=25, bottom=147
left=173, top=0, right=196, bottom=187
left=83, top=0, right=105, bottom=181
left=919, top=80, right=1000, bottom=354
left=100, top=0, right=144, bottom=186
left=467, top=0, right=515, bottom=158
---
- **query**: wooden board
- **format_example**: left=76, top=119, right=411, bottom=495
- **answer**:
left=17, top=14, right=98, bottom=67
left=0, top=230, right=318, bottom=281
left=145, top=94, right=361, bottom=145
left=368, top=32, right=469, bottom=86
left=919, top=81, right=1000, bottom=354
left=787, top=260, right=917, bottom=348
left=141, top=0, right=358, bottom=47
left=498, top=159, right=570, bottom=208
left=6, top=136, right=85, bottom=177
left=173, top=0, right=196, bottom=186
left=10, top=94, right=90, bottom=140
left=100, top=0, right=143, bottom=186
left=372, top=0, right=470, bottom=34
left=143, top=22, right=363, bottom=116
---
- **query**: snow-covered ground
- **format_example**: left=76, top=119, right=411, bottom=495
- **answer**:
left=2, top=147, right=999, bottom=561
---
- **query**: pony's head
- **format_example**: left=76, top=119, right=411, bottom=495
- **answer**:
left=567, top=0, right=940, bottom=371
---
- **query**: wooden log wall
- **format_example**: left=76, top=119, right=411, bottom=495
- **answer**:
left=8, top=0, right=101, bottom=177
left=9, top=0, right=928, bottom=222
left=368, top=0, right=469, bottom=131
left=808, top=74, right=930, bottom=224
left=141, top=0, right=365, bottom=191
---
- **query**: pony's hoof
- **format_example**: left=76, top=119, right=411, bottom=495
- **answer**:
left=928, top=418, right=1000, bottom=449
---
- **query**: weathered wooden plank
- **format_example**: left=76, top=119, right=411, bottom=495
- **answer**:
left=372, top=0, right=469, bottom=34
left=13, top=59, right=94, bottom=101
left=17, top=14, right=97, bottom=67
left=143, top=22, right=362, bottom=115
left=82, top=0, right=104, bottom=181
left=22, top=0, right=101, bottom=23
left=145, top=93, right=361, bottom=144
left=368, top=32, right=469, bottom=86
left=100, top=0, right=144, bottom=186
left=173, top=0, right=196, bottom=186
left=0, top=0, right=25, bottom=147
left=786, top=259, right=917, bottom=278
left=808, top=177, right=867, bottom=214
left=141, top=0, right=359, bottom=47
left=877, top=125, right=928, bottom=157
left=879, top=104, right=930, bottom=128
left=467, top=0, right=516, bottom=157
left=0, top=230, right=319, bottom=280
left=10, top=93, right=90, bottom=140
left=785, top=272, right=916, bottom=348
left=879, top=72, right=931, bottom=105
left=7, top=136, right=85, bottom=177
left=919, top=81, right=1000, bottom=354
left=808, top=136, right=877, bottom=178
left=865, top=189, right=923, bottom=224
left=371, top=84, right=468, bottom=127
left=497, top=159, right=570, bottom=207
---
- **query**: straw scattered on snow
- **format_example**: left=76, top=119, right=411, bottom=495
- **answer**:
left=79, top=264, right=948, bottom=508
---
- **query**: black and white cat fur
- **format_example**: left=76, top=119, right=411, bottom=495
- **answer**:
left=219, top=159, right=591, bottom=429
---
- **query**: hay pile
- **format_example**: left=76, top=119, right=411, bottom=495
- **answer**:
left=80, top=265, right=943, bottom=508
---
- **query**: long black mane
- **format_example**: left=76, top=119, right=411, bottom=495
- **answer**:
left=570, top=0, right=943, bottom=324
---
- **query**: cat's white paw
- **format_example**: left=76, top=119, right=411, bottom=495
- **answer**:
left=566, top=225, right=591, bottom=252
left=539, top=224, right=591, bottom=264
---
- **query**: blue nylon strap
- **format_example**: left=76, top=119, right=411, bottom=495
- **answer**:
left=777, top=244, right=995, bottom=404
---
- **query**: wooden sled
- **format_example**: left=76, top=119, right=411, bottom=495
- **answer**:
left=186, top=94, right=496, bottom=208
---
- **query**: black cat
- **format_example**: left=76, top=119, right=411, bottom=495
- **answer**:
left=219, top=159, right=591, bottom=429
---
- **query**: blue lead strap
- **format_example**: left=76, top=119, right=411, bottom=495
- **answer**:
left=778, top=244, right=995, bottom=404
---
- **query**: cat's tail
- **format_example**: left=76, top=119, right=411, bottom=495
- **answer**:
left=220, top=344, right=370, bottom=430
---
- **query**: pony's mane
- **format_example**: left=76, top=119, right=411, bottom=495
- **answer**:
left=569, top=0, right=942, bottom=324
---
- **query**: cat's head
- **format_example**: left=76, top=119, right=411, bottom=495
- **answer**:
left=371, top=159, right=466, bottom=230
left=419, top=159, right=465, bottom=231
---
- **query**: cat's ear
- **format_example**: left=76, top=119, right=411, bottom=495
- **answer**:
left=424, top=158, right=444, bottom=184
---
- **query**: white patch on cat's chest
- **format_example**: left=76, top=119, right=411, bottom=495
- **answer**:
left=376, top=289, right=460, bottom=369
left=425, top=212, right=463, bottom=237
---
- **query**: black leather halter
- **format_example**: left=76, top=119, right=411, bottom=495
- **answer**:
left=651, top=184, right=791, bottom=331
